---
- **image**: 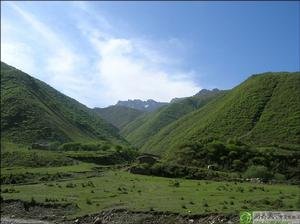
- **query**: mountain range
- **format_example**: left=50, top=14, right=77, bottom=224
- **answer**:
left=1, top=61, right=299, bottom=157
left=139, top=72, right=300, bottom=155
left=120, top=88, right=224, bottom=148
left=116, top=99, right=167, bottom=112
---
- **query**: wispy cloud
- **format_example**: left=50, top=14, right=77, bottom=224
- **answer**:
left=89, top=35, right=199, bottom=104
left=1, top=41, right=37, bottom=75
left=3, top=2, right=100, bottom=105
left=1, top=2, right=201, bottom=107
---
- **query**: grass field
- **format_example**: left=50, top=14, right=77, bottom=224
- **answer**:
left=2, top=168, right=299, bottom=218
left=1, top=162, right=98, bottom=175
left=1, top=142, right=299, bottom=219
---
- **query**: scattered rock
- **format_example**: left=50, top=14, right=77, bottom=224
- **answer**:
left=93, top=217, right=102, bottom=224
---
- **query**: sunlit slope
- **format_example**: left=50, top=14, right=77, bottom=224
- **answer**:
left=142, top=72, right=300, bottom=155
left=94, top=105, right=144, bottom=130
left=121, top=90, right=224, bottom=148
left=0, top=62, right=126, bottom=145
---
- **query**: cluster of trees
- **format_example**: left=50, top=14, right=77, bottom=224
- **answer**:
left=131, top=161, right=240, bottom=181
left=165, top=140, right=300, bottom=180
left=56, top=142, right=139, bottom=165
left=29, top=141, right=139, bottom=165
left=57, top=142, right=111, bottom=151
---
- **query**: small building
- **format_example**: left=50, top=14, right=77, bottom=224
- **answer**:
left=31, top=143, right=50, bottom=150
left=136, top=154, right=159, bottom=165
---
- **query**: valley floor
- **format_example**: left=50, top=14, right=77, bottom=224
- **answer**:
left=1, top=163, right=299, bottom=224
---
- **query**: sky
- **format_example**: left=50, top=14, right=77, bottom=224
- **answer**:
left=1, top=1, right=299, bottom=108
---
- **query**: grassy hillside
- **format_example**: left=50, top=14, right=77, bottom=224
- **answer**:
left=1, top=142, right=76, bottom=168
left=93, top=105, right=144, bottom=130
left=121, top=90, right=224, bottom=148
left=1, top=62, right=126, bottom=145
left=141, top=72, right=300, bottom=155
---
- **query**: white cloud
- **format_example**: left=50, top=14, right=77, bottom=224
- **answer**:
left=90, top=36, right=200, bottom=104
left=4, top=2, right=101, bottom=106
left=1, top=41, right=37, bottom=75
left=2, top=2, right=201, bottom=107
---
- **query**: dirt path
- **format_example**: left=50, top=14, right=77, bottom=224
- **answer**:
left=1, top=200, right=239, bottom=224
left=1, top=217, right=52, bottom=224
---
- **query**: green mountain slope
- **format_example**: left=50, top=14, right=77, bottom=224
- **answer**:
left=142, top=72, right=300, bottom=155
left=93, top=105, right=145, bottom=130
left=121, top=90, right=224, bottom=148
left=1, top=62, right=126, bottom=145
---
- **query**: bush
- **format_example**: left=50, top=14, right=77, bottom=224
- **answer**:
left=232, top=159, right=243, bottom=170
left=203, top=202, right=209, bottom=207
left=244, top=165, right=273, bottom=179
left=30, top=197, right=37, bottom=206
left=45, top=197, right=59, bottom=202
left=273, top=199, right=284, bottom=209
left=2, top=188, right=19, bottom=193
left=59, top=142, right=82, bottom=151
left=274, top=173, right=286, bottom=181
left=66, top=182, right=76, bottom=188
left=169, top=180, right=180, bottom=187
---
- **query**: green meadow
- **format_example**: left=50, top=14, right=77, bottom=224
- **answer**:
left=2, top=167, right=299, bottom=218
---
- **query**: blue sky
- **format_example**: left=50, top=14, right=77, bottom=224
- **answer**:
left=1, top=1, right=299, bottom=107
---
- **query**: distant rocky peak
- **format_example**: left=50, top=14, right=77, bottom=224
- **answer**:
left=116, top=99, right=167, bottom=112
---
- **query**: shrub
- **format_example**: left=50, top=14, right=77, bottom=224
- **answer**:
left=30, top=197, right=37, bottom=206
left=66, top=182, right=76, bottom=188
left=45, top=197, right=58, bottom=202
left=261, top=198, right=271, bottom=205
left=169, top=180, right=180, bottom=187
left=87, top=181, right=95, bottom=187
left=274, top=173, right=286, bottom=181
left=59, top=142, right=82, bottom=151
left=2, top=188, right=19, bottom=193
left=273, top=199, right=284, bottom=208
left=86, top=198, right=92, bottom=205
left=237, top=186, right=244, bottom=193
left=232, top=159, right=243, bottom=171
left=244, top=165, right=273, bottom=179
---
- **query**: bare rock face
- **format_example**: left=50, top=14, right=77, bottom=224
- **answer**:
left=116, top=99, right=167, bottom=112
